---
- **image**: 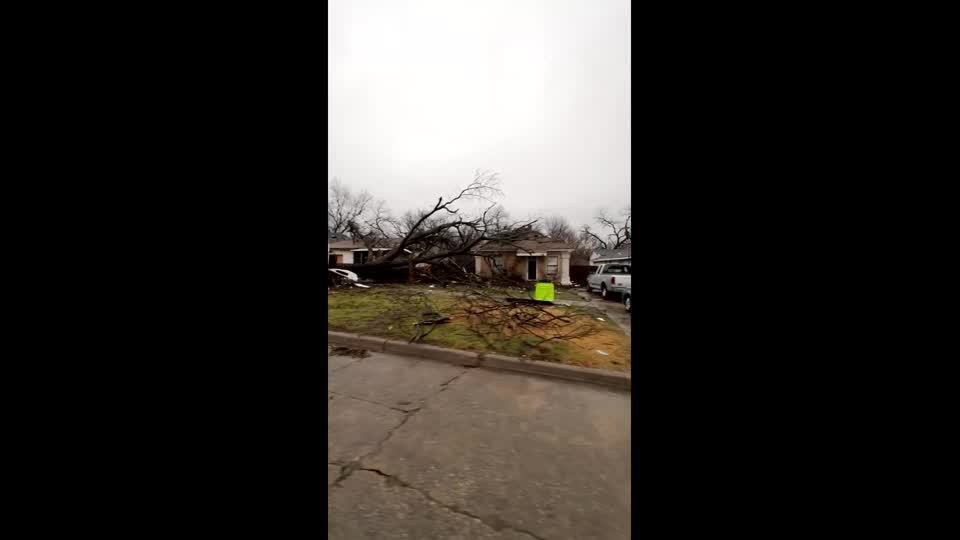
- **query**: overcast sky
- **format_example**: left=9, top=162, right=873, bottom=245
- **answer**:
left=329, top=0, right=630, bottom=230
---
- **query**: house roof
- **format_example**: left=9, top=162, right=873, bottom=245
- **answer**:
left=592, top=247, right=631, bottom=261
left=478, top=239, right=576, bottom=252
left=329, top=238, right=405, bottom=250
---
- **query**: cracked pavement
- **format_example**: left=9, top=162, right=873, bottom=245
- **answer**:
left=328, top=349, right=631, bottom=539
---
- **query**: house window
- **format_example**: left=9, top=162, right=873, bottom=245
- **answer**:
left=546, top=256, right=558, bottom=277
left=354, top=251, right=369, bottom=264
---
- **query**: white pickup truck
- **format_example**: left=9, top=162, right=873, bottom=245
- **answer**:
left=586, top=263, right=632, bottom=299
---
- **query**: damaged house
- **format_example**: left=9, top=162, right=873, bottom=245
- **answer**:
left=474, top=229, right=574, bottom=285
left=328, top=238, right=410, bottom=265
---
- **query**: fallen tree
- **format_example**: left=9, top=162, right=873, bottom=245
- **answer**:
left=343, top=171, right=539, bottom=279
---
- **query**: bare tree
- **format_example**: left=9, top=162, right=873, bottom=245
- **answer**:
left=543, top=216, right=577, bottom=243
left=346, top=199, right=397, bottom=261
left=579, top=206, right=631, bottom=250
left=328, top=178, right=374, bottom=236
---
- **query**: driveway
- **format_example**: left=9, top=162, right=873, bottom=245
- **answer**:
left=565, top=289, right=631, bottom=337
left=328, top=349, right=631, bottom=539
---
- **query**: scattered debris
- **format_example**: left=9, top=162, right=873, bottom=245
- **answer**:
left=596, top=317, right=605, bottom=321
left=329, top=268, right=369, bottom=289
left=329, top=268, right=359, bottom=282
left=454, top=289, right=601, bottom=347
left=505, top=297, right=554, bottom=306
left=595, top=350, right=610, bottom=355
left=329, top=346, right=371, bottom=358
left=414, top=317, right=450, bottom=326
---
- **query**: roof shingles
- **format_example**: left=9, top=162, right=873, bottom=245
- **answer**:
left=478, top=239, right=575, bottom=252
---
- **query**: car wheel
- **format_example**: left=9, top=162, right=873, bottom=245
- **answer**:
left=601, top=284, right=607, bottom=298
left=624, top=296, right=631, bottom=312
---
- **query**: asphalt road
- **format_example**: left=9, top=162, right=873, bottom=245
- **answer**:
left=328, top=349, right=631, bottom=539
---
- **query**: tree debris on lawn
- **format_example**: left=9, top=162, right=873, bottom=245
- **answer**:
left=327, top=286, right=630, bottom=371
left=414, top=314, right=451, bottom=326
left=331, top=286, right=609, bottom=360
left=409, top=312, right=451, bottom=343
left=504, top=297, right=555, bottom=306
left=329, top=346, right=371, bottom=358
left=454, top=289, right=601, bottom=347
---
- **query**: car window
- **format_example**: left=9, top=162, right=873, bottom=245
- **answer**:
left=622, top=266, right=631, bottom=275
left=607, top=266, right=622, bottom=274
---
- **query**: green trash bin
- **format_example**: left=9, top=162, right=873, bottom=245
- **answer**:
left=533, top=280, right=555, bottom=302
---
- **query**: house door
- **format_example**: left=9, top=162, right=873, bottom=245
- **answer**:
left=527, top=258, right=537, bottom=280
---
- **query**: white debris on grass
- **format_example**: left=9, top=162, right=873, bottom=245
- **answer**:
left=328, top=268, right=359, bottom=282
left=595, top=350, right=610, bottom=355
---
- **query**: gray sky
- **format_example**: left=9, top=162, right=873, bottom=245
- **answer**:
left=329, top=0, right=630, bottom=230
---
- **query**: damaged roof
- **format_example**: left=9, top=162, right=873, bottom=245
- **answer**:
left=478, top=239, right=576, bottom=252
left=328, top=238, right=406, bottom=250
left=592, top=246, right=632, bottom=261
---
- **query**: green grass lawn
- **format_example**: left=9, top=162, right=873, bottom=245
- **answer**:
left=327, top=286, right=630, bottom=372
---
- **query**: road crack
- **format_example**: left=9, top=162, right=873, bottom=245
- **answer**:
left=355, top=467, right=546, bottom=540
left=327, top=391, right=417, bottom=413
left=331, top=367, right=471, bottom=489
left=436, top=367, right=470, bottom=394
left=331, top=405, right=423, bottom=487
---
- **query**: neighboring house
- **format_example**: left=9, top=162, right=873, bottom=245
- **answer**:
left=590, top=246, right=631, bottom=266
left=328, top=238, right=408, bottom=265
left=474, top=230, right=575, bottom=285
left=327, top=228, right=349, bottom=264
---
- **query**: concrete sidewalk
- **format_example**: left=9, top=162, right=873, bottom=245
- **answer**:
left=328, top=349, right=631, bottom=540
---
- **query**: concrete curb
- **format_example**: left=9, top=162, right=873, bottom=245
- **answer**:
left=328, top=331, right=630, bottom=391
